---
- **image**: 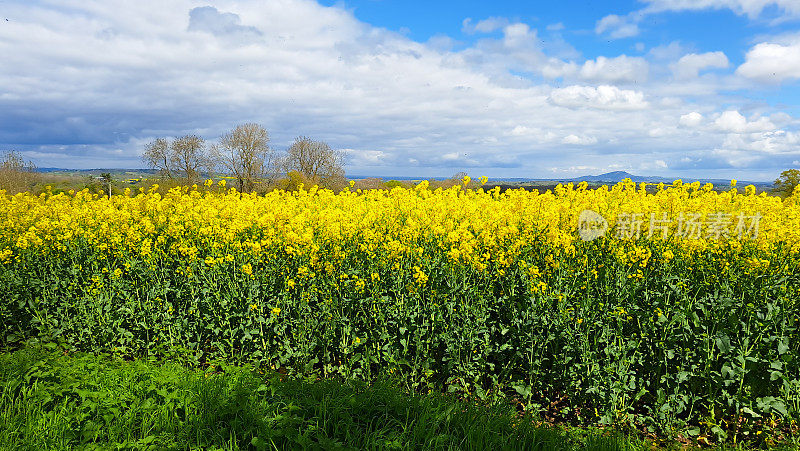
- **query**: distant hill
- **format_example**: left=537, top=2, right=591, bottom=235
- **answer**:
left=567, top=171, right=674, bottom=183
left=566, top=171, right=771, bottom=187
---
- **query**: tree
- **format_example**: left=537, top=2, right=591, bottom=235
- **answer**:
left=773, top=169, right=800, bottom=197
left=212, top=124, right=273, bottom=192
left=171, top=135, right=208, bottom=185
left=442, top=171, right=472, bottom=189
left=283, top=136, right=345, bottom=189
left=0, top=150, right=39, bottom=194
left=142, top=136, right=212, bottom=185
left=100, top=172, right=112, bottom=197
left=142, top=138, right=174, bottom=179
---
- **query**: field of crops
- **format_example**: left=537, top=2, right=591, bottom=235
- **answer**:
left=2, top=178, right=799, bottom=444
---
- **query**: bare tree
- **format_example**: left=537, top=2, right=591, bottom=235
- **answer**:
left=171, top=135, right=207, bottom=185
left=142, top=136, right=213, bottom=185
left=212, top=123, right=273, bottom=192
left=283, top=136, right=345, bottom=189
left=142, top=138, right=175, bottom=180
left=0, top=151, right=40, bottom=194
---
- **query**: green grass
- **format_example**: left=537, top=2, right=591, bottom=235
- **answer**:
left=0, top=346, right=620, bottom=450
left=0, top=346, right=793, bottom=450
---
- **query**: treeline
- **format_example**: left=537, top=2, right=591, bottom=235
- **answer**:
left=143, top=123, right=345, bottom=192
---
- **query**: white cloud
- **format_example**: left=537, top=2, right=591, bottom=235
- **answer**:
left=595, top=14, right=640, bottom=39
left=770, top=112, right=793, bottom=125
left=641, top=0, right=800, bottom=19
left=345, top=149, right=390, bottom=166
left=549, top=85, right=648, bottom=110
left=737, top=36, right=800, bottom=83
left=509, top=125, right=544, bottom=137
left=579, top=55, right=648, bottom=83
left=541, top=59, right=578, bottom=79
left=710, top=129, right=800, bottom=169
left=679, top=112, right=704, bottom=127
left=427, top=34, right=458, bottom=51
left=648, top=127, right=676, bottom=137
left=502, top=23, right=535, bottom=47
left=462, top=17, right=509, bottom=34
left=562, top=134, right=598, bottom=145
left=721, top=130, right=800, bottom=153
left=187, top=6, right=262, bottom=39
left=710, top=148, right=760, bottom=167
left=598, top=1, right=800, bottom=41
left=660, top=97, right=683, bottom=108
left=671, top=51, right=729, bottom=79
left=714, top=110, right=776, bottom=133
left=637, top=158, right=669, bottom=171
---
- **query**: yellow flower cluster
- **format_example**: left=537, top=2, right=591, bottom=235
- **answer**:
left=0, top=179, right=797, bottom=275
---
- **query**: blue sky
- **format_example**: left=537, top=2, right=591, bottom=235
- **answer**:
left=324, top=0, right=753, bottom=58
left=1, top=0, right=800, bottom=180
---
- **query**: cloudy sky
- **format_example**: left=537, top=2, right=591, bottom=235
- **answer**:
left=2, top=0, right=800, bottom=180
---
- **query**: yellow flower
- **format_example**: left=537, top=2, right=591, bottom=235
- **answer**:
left=412, top=266, right=428, bottom=285
left=241, top=263, right=253, bottom=275
left=272, top=307, right=281, bottom=315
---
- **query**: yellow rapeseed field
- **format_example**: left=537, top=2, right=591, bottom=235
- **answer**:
left=2, top=178, right=800, bottom=438
left=1, top=179, right=798, bottom=270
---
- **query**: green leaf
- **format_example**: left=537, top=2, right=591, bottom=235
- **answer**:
left=512, top=383, right=531, bottom=398
left=715, top=334, right=732, bottom=354
left=778, top=337, right=789, bottom=355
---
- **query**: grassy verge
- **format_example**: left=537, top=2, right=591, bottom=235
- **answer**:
left=0, top=346, right=645, bottom=450
left=1, top=346, right=795, bottom=450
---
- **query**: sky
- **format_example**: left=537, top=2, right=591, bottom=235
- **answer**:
left=2, top=0, right=800, bottom=180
